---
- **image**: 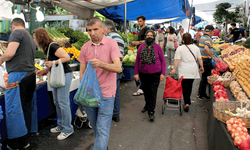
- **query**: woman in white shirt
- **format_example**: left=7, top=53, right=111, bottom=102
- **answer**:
left=177, top=27, right=184, bottom=46
left=170, top=33, right=204, bottom=112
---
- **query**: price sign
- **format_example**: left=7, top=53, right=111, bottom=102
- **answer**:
left=35, top=63, right=43, bottom=70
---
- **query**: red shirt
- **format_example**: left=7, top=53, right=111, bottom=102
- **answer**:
left=214, top=29, right=220, bottom=37
left=79, top=36, right=122, bottom=97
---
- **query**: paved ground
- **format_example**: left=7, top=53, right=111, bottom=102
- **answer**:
left=2, top=61, right=210, bottom=150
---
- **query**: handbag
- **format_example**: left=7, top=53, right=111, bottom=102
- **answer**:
left=185, top=45, right=199, bottom=67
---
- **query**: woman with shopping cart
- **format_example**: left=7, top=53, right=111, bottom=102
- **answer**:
left=170, top=33, right=204, bottom=112
left=134, top=30, right=166, bottom=121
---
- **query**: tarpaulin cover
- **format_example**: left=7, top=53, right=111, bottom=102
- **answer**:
left=172, top=15, right=202, bottom=25
left=98, top=0, right=190, bottom=23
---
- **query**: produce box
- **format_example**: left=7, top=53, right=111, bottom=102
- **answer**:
left=122, top=66, right=134, bottom=81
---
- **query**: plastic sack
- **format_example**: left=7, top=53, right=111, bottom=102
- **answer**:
left=74, top=62, right=103, bottom=107
left=174, top=41, right=179, bottom=49
left=215, top=60, right=228, bottom=72
left=211, top=54, right=219, bottom=69
left=163, top=76, right=183, bottom=100
left=0, top=68, right=5, bottom=88
left=49, top=59, right=65, bottom=88
left=167, top=42, right=175, bottom=50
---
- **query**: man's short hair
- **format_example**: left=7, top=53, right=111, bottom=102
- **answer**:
left=240, top=23, right=243, bottom=26
left=231, top=22, right=236, bottom=27
left=204, top=25, right=214, bottom=32
left=87, top=17, right=103, bottom=26
left=136, top=15, right=146, bottom=21
left=11, top=18, right=25, bottom=28
left=103, top=19, right=116, bottom=31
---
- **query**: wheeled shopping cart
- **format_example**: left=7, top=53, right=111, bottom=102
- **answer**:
left=162, top=75, right=183, bottom=115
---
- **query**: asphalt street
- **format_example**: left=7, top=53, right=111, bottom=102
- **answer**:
left=2, top=59, right=210, bottom=150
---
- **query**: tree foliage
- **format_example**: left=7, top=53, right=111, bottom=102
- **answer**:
left=213, top=2, right=241, bottom=24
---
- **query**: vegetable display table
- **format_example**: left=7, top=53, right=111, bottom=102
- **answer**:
left=0, top=78, right=80, bottom=142
left=207, top=85, right=250, bottom=150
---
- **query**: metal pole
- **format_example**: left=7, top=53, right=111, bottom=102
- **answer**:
left=188, top=0, right=194, bottom=33
left=124, top=3, right=127, bottom=34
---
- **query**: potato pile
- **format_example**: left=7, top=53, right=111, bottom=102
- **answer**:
left=233, top=55, right=250, bottom=98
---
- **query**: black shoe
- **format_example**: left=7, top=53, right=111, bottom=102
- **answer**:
left=198, top=95, right=210, bottom=101
left=141, top=107, right=147, bottom=113
left=148, top=112, right=155, bottom=121
left=184, top=105, right=189, bottom=112
left=112, top=116, right=120, bottom=122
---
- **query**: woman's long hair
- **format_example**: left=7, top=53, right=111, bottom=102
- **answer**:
left=33, top=28, right=53, bottom=53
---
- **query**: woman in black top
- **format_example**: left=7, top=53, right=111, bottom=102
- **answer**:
left=33, top=28, right=74, bottom=140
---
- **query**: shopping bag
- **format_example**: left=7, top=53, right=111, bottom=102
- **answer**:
left=215, top=60, right=228, bottom=73
left=0, top=67, right=5, bottom=88
left=167, top=42, right=175, bottom=50
left=163, top=76, right=183, bottom=100
left=49, top=59, right=65, bottom=88
left=174, top=41, right=179, bottom=49
left=74, top=62, right=104, bottom=107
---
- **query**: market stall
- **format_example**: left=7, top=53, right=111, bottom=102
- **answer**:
left=206, top=38, right=250, bottom=149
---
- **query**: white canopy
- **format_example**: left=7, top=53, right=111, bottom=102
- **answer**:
left=190, top=0, right=246, bottom=24
left=47, top=0, right=134, bottom=19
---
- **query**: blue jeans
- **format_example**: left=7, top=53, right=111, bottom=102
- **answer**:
left=113, top=73, right=122, bottom=117
left=52, top=72, right=74, bottom=134
left=84, top=97, right=115, bottom=150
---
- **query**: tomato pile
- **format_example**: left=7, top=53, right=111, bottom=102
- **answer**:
left=212, top=81, right=229, bottom=102
left=226, top=118, right=250, bottom=149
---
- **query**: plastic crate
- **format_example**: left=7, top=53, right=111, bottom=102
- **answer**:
left=0, top=32, right=11, bottom=41
left=122, top=66, right=134, bottom=81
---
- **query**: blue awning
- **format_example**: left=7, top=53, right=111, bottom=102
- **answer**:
left=97, top=0, right=190, bottom=23
left=171, top=16, right=203, bottom=25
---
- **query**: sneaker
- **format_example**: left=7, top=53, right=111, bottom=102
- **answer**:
left=57, top=132, right=74, bottom=140
left=23, top=143, right=30, bottom=149
left=133, top=89, right=144, bottom=96
left=171, top=65, right=174, bottom=69
left=50, top=127, right=62, bottom=133
left=164, top=54, right=168, bottom=57
left=167, top=65, right=171, bottom=69
left=198, top=95, right=210, bottom=101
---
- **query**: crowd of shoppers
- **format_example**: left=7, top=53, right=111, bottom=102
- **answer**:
left=2, top=14, right=249, bottom=150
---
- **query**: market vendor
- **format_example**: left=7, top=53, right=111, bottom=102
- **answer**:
left=228, top=22, right=241, bottom=43
left=0, top=18, right=36, bottom=149
left=197, top=25, right=220, bottom=101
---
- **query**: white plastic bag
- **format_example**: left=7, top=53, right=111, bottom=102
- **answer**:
left=0, top=68, right=5, bottom=88
left=49, top=59, right=65, bottom=88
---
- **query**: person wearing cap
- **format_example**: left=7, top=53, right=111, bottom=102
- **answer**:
left=239, top=23, right=247, bottom=39
left=155, top=28, right=164, bottom=48
left=228, top=22, right=241, bottom=42
left=197, top=25, right=220, bottom=101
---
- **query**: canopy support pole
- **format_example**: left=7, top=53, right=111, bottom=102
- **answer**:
left=188, top=0, right=194, bottom=33
left=124, top=3, right=127, bottom=34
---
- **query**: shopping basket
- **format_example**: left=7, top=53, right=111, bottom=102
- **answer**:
left=162, top=75, right=183, bottom=115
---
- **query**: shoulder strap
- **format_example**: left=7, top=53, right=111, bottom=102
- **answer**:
left=46, top=42, right=57, bottom=61
left=185, top=45, right=197, bottom=61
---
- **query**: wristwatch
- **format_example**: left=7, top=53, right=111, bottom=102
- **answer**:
left=139, top=41, right=142, bottom=44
